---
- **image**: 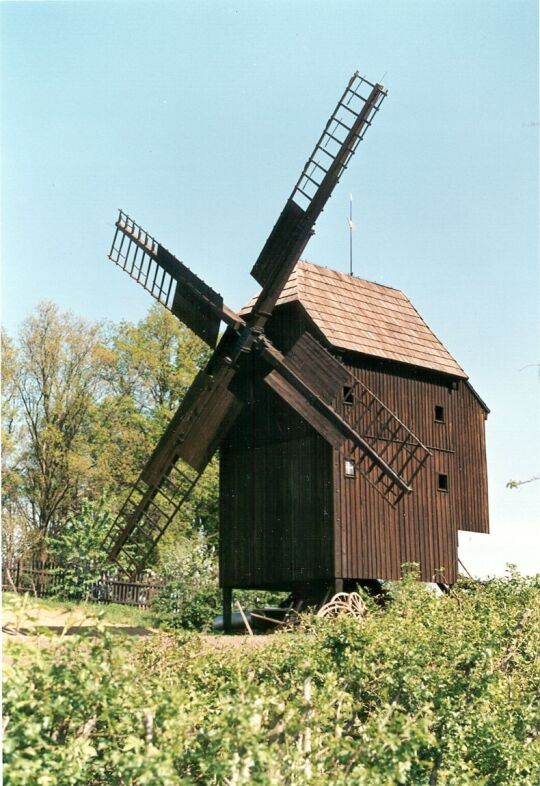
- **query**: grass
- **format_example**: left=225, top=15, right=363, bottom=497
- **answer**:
left=2, top=591, right=156, bottom=628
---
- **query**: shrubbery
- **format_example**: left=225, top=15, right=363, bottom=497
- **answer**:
left=4, top=570, right=539, bottom=785
left=48, top=499, right=112, bottom=601
left=152, top=537, right=221, bottom=631
left=152, top=537, right=287, bottom=631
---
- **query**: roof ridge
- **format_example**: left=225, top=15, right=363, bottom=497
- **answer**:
left=289, top=260, right=467, bottom=378
left=241, top=259, right=468, bottom=379
left=299, top=258, right=403, bottom=295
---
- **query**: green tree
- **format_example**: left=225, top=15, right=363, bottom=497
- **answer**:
left=2, top=301, right=219, bottom=565
left=88, top=305, right=210, bottom=499
left=90, top=304, right=218, bottom=553
left=48, top=498, right=112, bottom=599
left=1, top=303, right=111, bottom=548
left=1, top=330, right=34, bottom=563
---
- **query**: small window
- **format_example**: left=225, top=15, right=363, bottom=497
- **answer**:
left=434, top=405, right=445, bottom=423
left=344, top=459, right=356, bottom=478
left=343, top=385, right=354, bottom=406
left=438, top=473, right=448, bottom=492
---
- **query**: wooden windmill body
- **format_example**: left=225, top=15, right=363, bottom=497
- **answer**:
left=221, top=262, right=489, bottom=598
left=102, top=73, right=489, bottom=614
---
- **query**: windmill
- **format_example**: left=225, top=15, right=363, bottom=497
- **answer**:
left=102, top=72, right=433, bottom=584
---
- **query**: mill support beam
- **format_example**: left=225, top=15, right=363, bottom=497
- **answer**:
left=257, top=337, right=412, bottom=496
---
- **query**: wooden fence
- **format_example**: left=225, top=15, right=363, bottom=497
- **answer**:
left=2, top=560, right=163, bottom=609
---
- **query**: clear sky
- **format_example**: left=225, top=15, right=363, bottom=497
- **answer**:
left=2, top=0, right=538, bottom=577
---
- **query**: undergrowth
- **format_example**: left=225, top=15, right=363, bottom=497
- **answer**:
left=3, top=570, right=539, bottom=785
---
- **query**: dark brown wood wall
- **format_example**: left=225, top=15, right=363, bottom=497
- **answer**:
left=219, top=306, right=334, bottom=589
left=220, top=428, right=333, bottom=588
left=452, top=382, right=489, bottom=533
left=333, top=358, right=488, bottom=584
left=219, top=302, right=489, bottom=589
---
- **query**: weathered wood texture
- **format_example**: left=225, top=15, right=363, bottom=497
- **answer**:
left=453, top=381, right=490, bottom=534
left=220, top=307, right=333, bottom=588
left=220, top=357, right=334, bottom=588
left=219, top=303, right=489, bottom=589
left=333, top=355, right=488, bottom=584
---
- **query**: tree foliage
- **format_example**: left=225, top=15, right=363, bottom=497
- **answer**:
left=2, top=301, right=216, bottom=562
left=47, top=499, right=112, bottom=600
left=1, top=303, right=110, bottom=545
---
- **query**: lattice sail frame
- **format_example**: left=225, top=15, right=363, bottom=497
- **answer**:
left=262, top=331, right=430, bottom=508
left=109, top=213, right=174, bottom=308
left=102, top=458, right=201, bottom=575
left=291, top=73, right=387, bottom=212
left=109, top=212, right=225, bottom=347
left=250, top=75, right=386, bottom=291
left=102, top=71, right=404, bottom=572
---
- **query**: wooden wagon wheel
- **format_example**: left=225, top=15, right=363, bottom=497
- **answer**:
left=317, top=591, right=367, bottom=620
left=348, top=592, right=367, bottom=618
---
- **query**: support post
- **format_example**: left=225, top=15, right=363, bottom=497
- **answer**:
left=334, top=578, right=344, bottom=595
left=223, top=587, right=232, bottom=633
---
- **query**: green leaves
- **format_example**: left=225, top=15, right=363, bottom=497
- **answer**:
left=47, top=499, right=112, bottom=600
left=2, top=301, right=217, bottom=563
left=152, top=536, right=221, bottom=631
left=5, top=572, right=539, bottom=785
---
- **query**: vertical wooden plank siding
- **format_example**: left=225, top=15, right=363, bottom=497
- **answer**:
left=333, top=361, right=488, bottom=584
left=219, top=304, right=488, bottom=589
left=451, top=383, right=489, bottom=533
left=220, top=430, right=334, bottom=588
left=220, top=307, right=334, bottom=589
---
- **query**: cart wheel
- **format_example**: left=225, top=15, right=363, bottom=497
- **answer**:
left=317, top=591, right=367, bottom=619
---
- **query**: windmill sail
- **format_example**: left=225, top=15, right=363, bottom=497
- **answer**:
left=339, top=374, right=431, bottom=506
left=103, top=72, right=395, bottom=572
left=109, top=212, right=240, bottom=347
left=102, top=454, right=202, bottom=575
left=102, top=360, right=244, bottom=572
left=250, top=74, right=386, bottom=309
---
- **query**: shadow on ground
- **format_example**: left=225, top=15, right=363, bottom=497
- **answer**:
left=3, top=624, right=154, bottom=637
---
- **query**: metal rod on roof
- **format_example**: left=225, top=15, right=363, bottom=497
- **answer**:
left=348, top=193, right=354, bottom=275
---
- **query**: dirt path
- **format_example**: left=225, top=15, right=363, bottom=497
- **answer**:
left=2, top=604, right=278, bottom=651
left=200, top=633, right=277, bottom=650
left=2, top=605, right=155, bottom=647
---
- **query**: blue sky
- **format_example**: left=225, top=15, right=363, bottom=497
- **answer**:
left=2, top=0, right=538, bottom=576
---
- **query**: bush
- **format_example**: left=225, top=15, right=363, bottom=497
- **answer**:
left=4, top=569, right=539, bottom=785
left=153, top=538, right=289, bottom=631
left=3, top=617, right=179, bottom=785
left=47, top=499, right=112, bottom=600
left=152, top=537, right=221, bottom=631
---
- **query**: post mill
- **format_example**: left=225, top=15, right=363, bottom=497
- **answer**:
left=101, top=72, right=489, bottom=623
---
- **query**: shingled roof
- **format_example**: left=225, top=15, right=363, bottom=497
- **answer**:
left=244, top=260, right=467, bottom=378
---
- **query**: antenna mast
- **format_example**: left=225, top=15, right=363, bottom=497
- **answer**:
left=348, top=194, right=354, bottom=275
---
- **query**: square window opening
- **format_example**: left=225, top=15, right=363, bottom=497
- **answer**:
left=435, top=405, right=445, bottom=423
left=343, top=385, right=354, bottom=406
left=344, top=459, right=356, bottom=478
left=438, top=473, right=448, bottom=492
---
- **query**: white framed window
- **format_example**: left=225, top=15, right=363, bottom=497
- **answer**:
left=344, top=459, right=356, bottom=478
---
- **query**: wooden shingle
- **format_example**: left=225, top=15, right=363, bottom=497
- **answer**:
left=244, top=260, right=467, bottom=378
